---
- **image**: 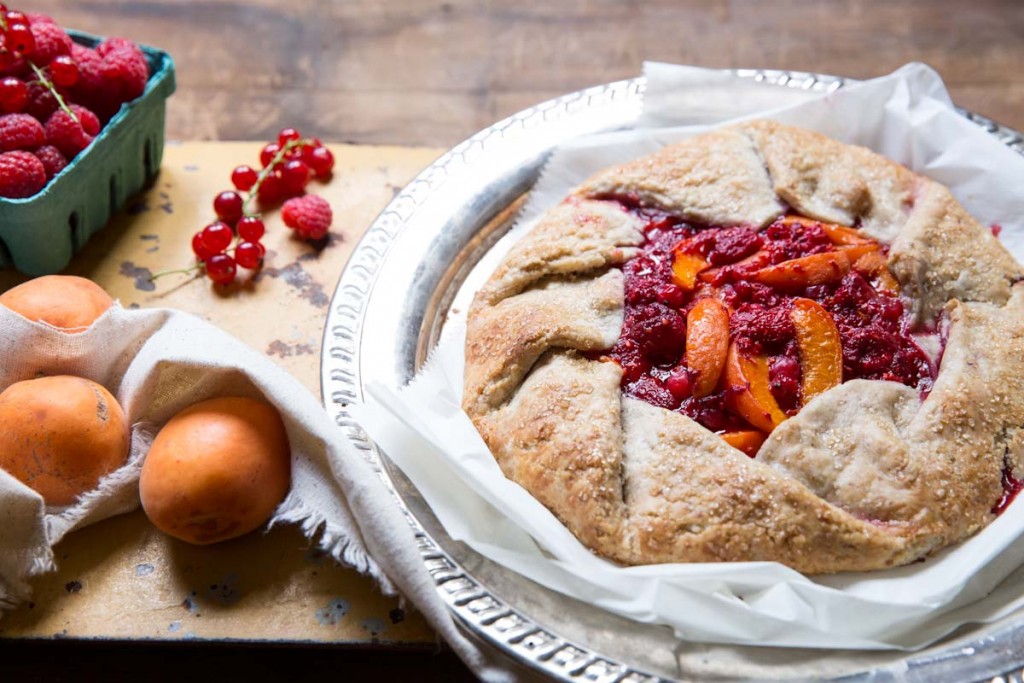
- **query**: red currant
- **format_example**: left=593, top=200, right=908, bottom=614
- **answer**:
left=307, top=146, right=334, bottom=177
left=200, top=221, right=233, bottom=252
left=49, top=55, right=79, bottom=87
left=5, top=23, right=34, bottom=55
left=231, top=164, right=258, bottom=191
left=665, top=367, right=692, bottom=401
left=277, top=127, right=301, bottom=146
left=205, top=253, right=237, bottom=285
left=0, top=48, right=18, bottom=72
left=235, top=241, right=263, bottom=269
left=191, top=232, right=218, bottom=261
left=280, top=159, right=310, bottom=196
left=237, top=216, right=265, bottom=242
left=0, top=76, right=26, bottom=112
left=4, top=11, right=27, bottom=24
left=213, top=190, right=243, bottom=225
left=259, top=142, right=281, bottom=168
left=257, top=173, right=283, bottom=203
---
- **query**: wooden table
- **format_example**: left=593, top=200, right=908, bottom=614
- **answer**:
left=3, top=2, right=1024, bottom=680
left=25, top=0, right=1024, bottom=146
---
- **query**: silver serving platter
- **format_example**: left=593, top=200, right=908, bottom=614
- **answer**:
left=321, top=72, right=1024, bottom=682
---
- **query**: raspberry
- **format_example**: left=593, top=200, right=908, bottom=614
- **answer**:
left=281, top=194, right=333, bottom=239
left=68, top=44, right=110, bottom=118
left=23, top=80, right=56, bottom=120
left=0, top=150, right=45, bottom=198
left=44, top=108, right=94, bottom=158
left=69, top=104, right=100, bottom=136
left=0, top=112, right=44, bottom=151
left=27, top=22, right=72, bottom=65
left=34, top=144, right=66, bottom=179
left=97, top=38, right=142, bottom=59
left=100, top=45, right=148, bottom=104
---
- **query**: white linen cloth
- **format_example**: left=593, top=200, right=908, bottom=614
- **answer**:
left=0, top=304, right=516, bottom=682
left=351, top=62, right=1024, bottom=651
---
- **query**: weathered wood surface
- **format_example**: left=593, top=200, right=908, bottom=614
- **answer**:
left=30, top=0, right=1024, bottom=146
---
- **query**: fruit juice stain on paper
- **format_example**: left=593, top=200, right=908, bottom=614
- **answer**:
left=315, top=598, right=350, bottom=626
left=258, top=261, right=329, bottom=308
left=361, top=617, right=387, bottom=639
left=266, top=339, right=316, bottom=358
left=203, top=574, right=241, bottom=606
left=118, top=261, right=155, bottom=291
left=158, top=191, right=173, bottom=214
left=182, top=592, right=199, bottom=614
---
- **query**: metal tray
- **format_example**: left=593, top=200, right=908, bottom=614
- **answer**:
left=321, top=72, right=1024, bottom=682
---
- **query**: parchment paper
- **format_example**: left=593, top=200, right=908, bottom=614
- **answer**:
left=351, top=63, right=1024, bottom=650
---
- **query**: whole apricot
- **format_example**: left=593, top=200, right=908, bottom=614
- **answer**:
left=140, top=397, right=291, bottom=545
left=0, top=275, right=114, bottom=332
left=0, top=375, right=130, bottom=505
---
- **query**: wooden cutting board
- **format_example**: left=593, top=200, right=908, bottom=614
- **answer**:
left=0, top=142, right=445, bottom=646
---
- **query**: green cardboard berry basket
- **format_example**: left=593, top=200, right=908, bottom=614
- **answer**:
left=0, top=31, right=176, bottom=275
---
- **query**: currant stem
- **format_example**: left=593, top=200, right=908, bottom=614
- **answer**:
left=28, top=61, right=78, bottom=122
left=149, top=264, right=203, bottom=281
left=240, top=138, right=312, bottom=216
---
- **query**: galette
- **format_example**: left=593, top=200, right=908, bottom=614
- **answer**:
left=463, top=120, right=1024, bottom=574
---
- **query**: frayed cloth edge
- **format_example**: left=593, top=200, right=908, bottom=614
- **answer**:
left=270, top=498, right=398, bottom=597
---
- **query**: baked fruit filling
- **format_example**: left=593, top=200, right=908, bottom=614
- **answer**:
left=601, top=198, right=937, bottom=455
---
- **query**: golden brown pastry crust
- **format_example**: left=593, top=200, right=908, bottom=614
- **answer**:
left=463, top=120, right=1024, bottom=574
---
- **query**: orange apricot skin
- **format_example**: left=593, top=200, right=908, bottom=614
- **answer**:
left=686, top=298, right=730, bottom=398
left=853, top=250, right=900, bottom=292
left=671, top=250, right=710, bottom=291
left=0, top=275, right=113, bottom=332
left=724, top=342, right=788, bottom=433
left=140, top=397, right=291, bottom=546
left=0, top=375, right=129, bottom=505
left=752, top=251, right=852, bottom=291
left=790, top=298, right=843, bottom=404
left=720, top=430, right=768, bottom=457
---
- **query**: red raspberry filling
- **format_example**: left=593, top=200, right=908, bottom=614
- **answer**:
left=596, top=197, right=937, bottom=447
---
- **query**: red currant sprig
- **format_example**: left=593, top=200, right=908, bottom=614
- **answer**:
left=153, top=128, right=335, bottom=287
left=0, top=7, right=80, bottom=122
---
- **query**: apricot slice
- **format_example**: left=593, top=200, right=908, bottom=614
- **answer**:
left=724, top=342, right=788, bottom=433
left=838, top=241, right=883, bottom=264
left=790, top=298, right=843, bottom=404
left=671, top=250, right=709, bottom=291
left=685, top=297, right=730, bottom=398
left=720, top=430, right=767, bottom=457
left=0, top=375, right=129, bottom=505
left=752, top=251, right=851, bottom=290
left=0, top=275, right=114, bottom=332
left=852, top=250, right=900, bottom=292
left=140, top=397, right=291, bottom=545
